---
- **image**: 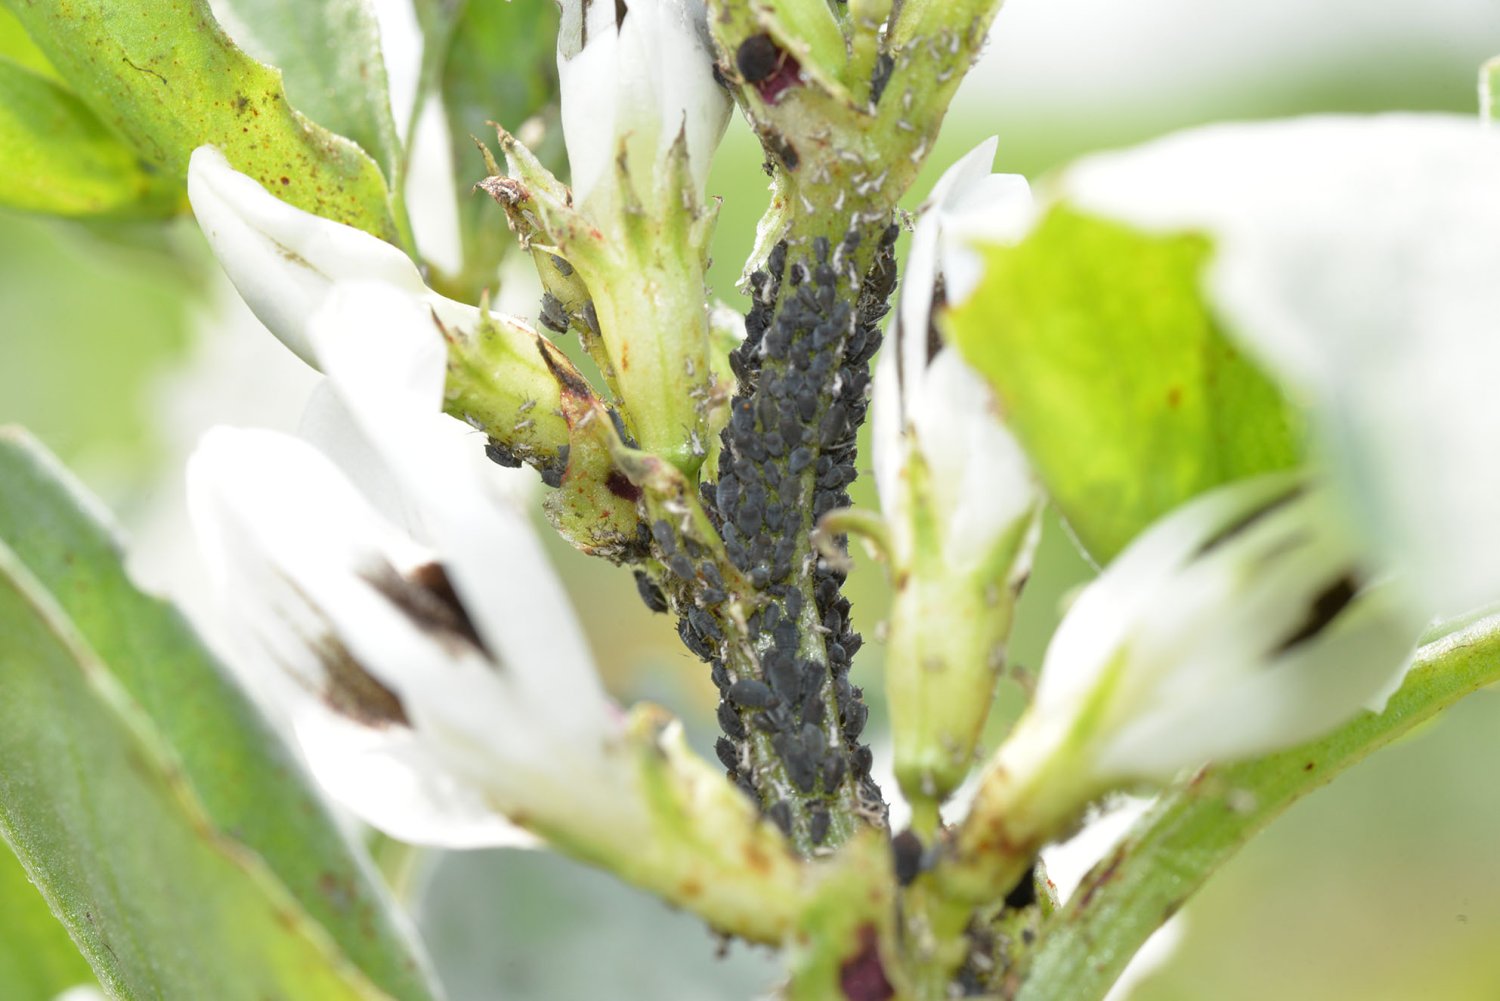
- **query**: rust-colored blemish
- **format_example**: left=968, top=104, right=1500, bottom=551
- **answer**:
left=743, top=843, right=772, bottom=875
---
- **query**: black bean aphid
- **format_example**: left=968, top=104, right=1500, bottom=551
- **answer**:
left=484, top=438, right=524, bottom=469
left=687, top=607, right=723, bottom=642
left=538, top=447, right=567, bottom=488
left=728, top=678, right=775, bottom=709
left=809, top=808, right=831, bottom=845
left=540, top=292, right=569, bottom=334
left=633, top=571, right=669, bottom=614
left=677, top=618, right=715, bottom=661
left=667, top=553, right=696, bottom=581
left=717, top=700, right=746, bottom=739
left=841, top=700, right=868, bottom=740
left=715, top=736, right=738, bottom=770
left=735, top=33, right=780, bottom=83
left=892, top=829, right=924, bottom=886
left=767, top=799, right=793, bottom=836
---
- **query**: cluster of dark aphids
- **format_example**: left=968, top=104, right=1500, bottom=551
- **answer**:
left=656, top=224, right=900, bottom=845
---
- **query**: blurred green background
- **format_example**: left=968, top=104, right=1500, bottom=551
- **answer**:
left=4, top=0, right=1500, bottom=998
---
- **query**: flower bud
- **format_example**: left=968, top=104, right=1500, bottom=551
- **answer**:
left=870, top=139, right=1042, bottom=810
left=557, top=0, right=729, bottom=211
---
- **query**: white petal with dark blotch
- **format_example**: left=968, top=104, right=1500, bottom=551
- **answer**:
left=1024, top=474, right=1422, bottom=783
left=189, top=426, right=536, bottom=847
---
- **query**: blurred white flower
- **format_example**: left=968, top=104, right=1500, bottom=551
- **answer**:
left=999, top=474, right=1421, bottom=788
left=188, top=280, right=639, bottom=849
left=1056, top=113, right=1500, bottom=619
left=556, top=0, right=730, bottom=210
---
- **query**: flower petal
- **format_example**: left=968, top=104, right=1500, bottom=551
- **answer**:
left=187, top=146, right=426, bottom=365
left=878, top=137, right=1040, bottom=569
left=305, top=282, right=614, bottom=739
left=558, top=0, right=729, bottom=207
left=292, top=699, right=536, bottom=850
left=189, top=423, right=634, bottom=847
left=1030, top=474, right=1422, bottom=783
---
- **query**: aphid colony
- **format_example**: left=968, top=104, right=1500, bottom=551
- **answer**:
left=662, top=225, right=901, bottom=847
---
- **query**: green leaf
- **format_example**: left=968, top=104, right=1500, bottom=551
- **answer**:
left=0, top=541, right=393, bottom=1000
left=0, top=844, right=98, bottom=998
left=0, top=429, right=440, bottom=1001
left=1015, top=614, right=1500, bottom=1001
left=0, top=57, right=180, bottom=219
left=210, top=0, right=402, bottom=184
left=2, top=0, right=398, bottom=241
left=426, top=0, right=562, bottom=298
left=0, top=7, right=55, bottom=79
left=947, top=205, right=1303, bottom=564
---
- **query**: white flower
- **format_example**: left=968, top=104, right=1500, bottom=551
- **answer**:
left=188, top=280, right=639, bottom=848
left=998, top=474, right=1421, bottom=788
left=556, top=0, right=730, bottom=210
left=187, top=144, right=576, bottom=484
left=1055, top=114, right=1500, bottom=619
left=872, top=137, right=1039, bottom=574
left=186, top=145, right=489, bottom=367
left=187, top=280, right=807, bottom=941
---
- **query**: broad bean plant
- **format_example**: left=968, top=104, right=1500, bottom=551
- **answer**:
left=2, top=1, right=1499, bottom=999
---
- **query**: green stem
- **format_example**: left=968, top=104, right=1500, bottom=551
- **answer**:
left=1014, top=614, right=1500, bottom=1001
